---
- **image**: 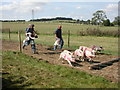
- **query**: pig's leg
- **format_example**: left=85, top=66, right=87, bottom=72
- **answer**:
left=66, top=59, right=73, bottom=66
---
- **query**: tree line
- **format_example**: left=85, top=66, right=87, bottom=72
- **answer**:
left=1, top=20, right=25, bottom=22
left=1, top=10, right=120, bottom=26
left=30, top=17, right=73, bottom=21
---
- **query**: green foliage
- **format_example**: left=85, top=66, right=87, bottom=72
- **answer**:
left=103, top=19, right=111, bottom=26
left=78, top=28, right=119, bottom=37
left=113, top=16, right=120, bottom=25
left=2, top=51, right=118, bottom=88
left=92, top=10, right=107, bottom=25
left=110, top=23, right=114, bottom=26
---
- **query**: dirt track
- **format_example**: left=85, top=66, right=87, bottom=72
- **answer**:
left=2, top=40, right=119, bottom=82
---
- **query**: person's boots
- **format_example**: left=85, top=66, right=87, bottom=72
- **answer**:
left=22, top=45, right=25, bottom=49
left=33, top=50, right=36, bottom=54
left=31, top=44, right=37, bottom=54
left=54, top=45, right=57, bottom=50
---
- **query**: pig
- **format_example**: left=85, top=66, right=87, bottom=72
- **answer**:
left=73, top=49, right=84, bottom=61
left=91, top=45, right=104, bottom=54
left=84, top=49, right=96, bottom=61
left=59, top=50, right=75, bottom=66
left=79, top=46, right=96, bottom=55
left=79, top=46, right=96, bottom=61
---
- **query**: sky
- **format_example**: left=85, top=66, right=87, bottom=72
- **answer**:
left=0, top=0, right=119, bottom=22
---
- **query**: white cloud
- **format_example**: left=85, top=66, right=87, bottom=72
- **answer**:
left=0, top=2, right=17, bottom=11
left=4, top=0, right=119, bottom=3
left=104, top=4, right=118, bottom=12
left=101, top=4, right=118, bottom=21
left=76, top=6, right=81, bottom=9
left=1, top=0, right=48, bottom=19
left=54, top=7, right=63, bottom=10
left=1, top=1, right=46, bottom=12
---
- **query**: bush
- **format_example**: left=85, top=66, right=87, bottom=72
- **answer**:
left=110, top=23, right=114, bottom=26
left=103, top=19, right=111, bottom=26
left=78, top=28, right=119, bottom=37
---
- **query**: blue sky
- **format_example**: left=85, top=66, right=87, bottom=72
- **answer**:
left=0, top=0, right=119, bottom=21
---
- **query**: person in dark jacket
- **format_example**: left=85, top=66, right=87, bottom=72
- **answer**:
left=22, top=24, right=38, bottom=54
left=54, top=25, right=64, bottom=50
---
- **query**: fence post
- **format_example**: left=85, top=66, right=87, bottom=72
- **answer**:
left=68, top=30, right=70, bottom=47
left=18, top=30, right=22, bottom=52
left=8, top=28, right=10, bottom=40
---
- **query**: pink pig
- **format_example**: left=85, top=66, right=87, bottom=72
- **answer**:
left=79, top=46, right=96, bottom=61
left=59, top=50, right=75, bottom=66
left=84, top=50, right=96, bottom=61
left=73, top=49, right=84, bottom=61
left=79, top=46, right=96, bottom=55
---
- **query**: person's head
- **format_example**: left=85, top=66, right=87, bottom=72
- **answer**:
left=58, top=25, right=62, bottom=29
left=29, top=24, right=34, bottom=28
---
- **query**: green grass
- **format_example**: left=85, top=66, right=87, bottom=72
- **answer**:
left=2, top=51, right=118, bottom=88
left=2, top=22, right=118, bottom=34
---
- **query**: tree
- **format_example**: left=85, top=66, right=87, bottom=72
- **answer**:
left=92, top=10, right=107, bottom=25
left=110, top=23, right=114, bottom=26
left=103, top=19, right=111, bottom=26
left=86, top=19, right=91, bottom=25
left=76, top=19, right=80, bottom=23
left=113, top=16, right=120, bottom=25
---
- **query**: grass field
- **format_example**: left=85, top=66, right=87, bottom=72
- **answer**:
left=2, top=32, right=118, bottom=55
left=2, top=21, right=118, bottom=55
left=2, top=22, right=119, bottom=88
left=2, top=22, right=118, bottom=34
left=2, top=51, right=118, bottom=88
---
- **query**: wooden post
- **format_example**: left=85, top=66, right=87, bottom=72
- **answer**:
left=18, top=30, right=22, bottom=52
left=68, top=30, right=70, bottom=47
left=8, top=28, right=10, bottom=40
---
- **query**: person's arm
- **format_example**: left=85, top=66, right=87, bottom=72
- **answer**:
left=31, top=28, right=37, bottom=35
left=25, top=28, right=29, bottom=36
left=33, top=30, right=37, bottom=34
left=54, top=30, right=58, bottom=38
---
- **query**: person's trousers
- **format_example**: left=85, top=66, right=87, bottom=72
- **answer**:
left=23, top=39, right=36, bottom=53
left=54, top=38, right=64, bottom=50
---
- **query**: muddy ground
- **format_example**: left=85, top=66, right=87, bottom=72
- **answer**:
left=2, top=40, right=119, bottom=82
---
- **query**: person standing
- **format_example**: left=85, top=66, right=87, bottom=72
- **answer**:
left=54, top=25, right=64, bottom=50
left=22, top=24, right=38, bottom=54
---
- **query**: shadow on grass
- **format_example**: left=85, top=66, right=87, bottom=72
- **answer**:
left=75, top=59, right=101, bottom=64
left=87, top=60, right=101, bottom=64
left=2, top=75, right=32, bottom=89
left=72, top=62, right=83, bottom=67
left=44, top=52, right=61, bottom=55
left=96, top=52, right=112, bottom=55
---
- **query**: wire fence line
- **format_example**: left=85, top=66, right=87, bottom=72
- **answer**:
left=2, top=29, right=72, bottom=52
left=1, top=28, right=118, bottom=55
left=2, top=27, right=119, bottom=37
